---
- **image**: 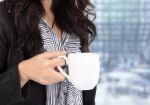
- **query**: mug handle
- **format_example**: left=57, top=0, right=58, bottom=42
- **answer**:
left=57, top=56, right=70, bottom=81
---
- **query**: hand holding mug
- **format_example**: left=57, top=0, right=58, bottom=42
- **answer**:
left=18, top=51, right=66, bottom=87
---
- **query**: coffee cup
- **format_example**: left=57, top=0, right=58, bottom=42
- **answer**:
left=58, top=53, right=100, bottom=90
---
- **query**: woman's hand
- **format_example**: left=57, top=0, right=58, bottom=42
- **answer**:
left=18, top=51, right=66, bottom=87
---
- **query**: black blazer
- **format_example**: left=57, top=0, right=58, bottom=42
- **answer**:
left=0, top=1, right=96, bottom=105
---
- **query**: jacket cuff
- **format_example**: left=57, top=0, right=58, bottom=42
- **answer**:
left=9, top=65, right=30, bottom=102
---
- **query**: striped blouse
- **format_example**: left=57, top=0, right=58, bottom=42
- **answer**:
left=39, top=19, right=83, bottom=105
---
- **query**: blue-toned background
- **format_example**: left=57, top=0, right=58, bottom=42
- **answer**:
left=91, top=0, right=150, bottom=105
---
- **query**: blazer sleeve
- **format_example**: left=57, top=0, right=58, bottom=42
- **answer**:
left=0, top=11, right=29, bottom=105
left=83, top=86, right=97, bottom=105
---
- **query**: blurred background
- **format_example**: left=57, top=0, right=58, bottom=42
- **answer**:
left=90, top=0, right=150, bottom=105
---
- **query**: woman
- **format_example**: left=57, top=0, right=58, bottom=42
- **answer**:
left=0, top=0, right=96, bottom=105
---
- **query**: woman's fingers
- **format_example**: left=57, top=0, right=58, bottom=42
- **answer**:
left=18, top=51, right=67, bottom=86
left=47, top=69, right=65, bottom=81
left=42, top=51, right=66, bottom=59
left=47, top=58, right=65, bottom=68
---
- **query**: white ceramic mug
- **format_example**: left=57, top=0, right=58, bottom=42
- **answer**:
left=58, top=53, right=100, bottom=90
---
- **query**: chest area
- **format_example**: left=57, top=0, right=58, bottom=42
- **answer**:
left=39, top=21, right=81, bottom=53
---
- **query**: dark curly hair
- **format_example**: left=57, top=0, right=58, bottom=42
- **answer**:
left=4, top=0, right=96, bottom=58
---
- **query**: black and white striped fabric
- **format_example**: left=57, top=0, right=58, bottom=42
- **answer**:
left=39, top=19, right=83, bottom=105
